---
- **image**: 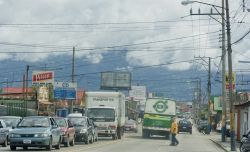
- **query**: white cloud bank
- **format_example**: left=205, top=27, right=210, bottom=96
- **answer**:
left=0, top=0, right=248, bottom=71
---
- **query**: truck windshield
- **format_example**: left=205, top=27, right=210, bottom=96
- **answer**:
left=87, top=108, right=115, bottom=122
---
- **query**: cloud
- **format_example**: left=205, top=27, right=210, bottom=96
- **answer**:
left=0, top=0, right=247, bottom=72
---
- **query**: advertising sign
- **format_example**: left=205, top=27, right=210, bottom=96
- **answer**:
left=225, top=72, right=236, bottom=115
left=32, top=71, right=54, bottom=84
left=225, top=72, right=236, bottom=90
left=38, top=86, right=50, bottom=104
left=100, top=72, right=131, bottom=90
left=213, top=96, right=222, bottom=111
left=54, top=81, right=77, bottom=100
left=54, top=89, right=76, bottom=100
left=129, top=86, right=146, bottom=100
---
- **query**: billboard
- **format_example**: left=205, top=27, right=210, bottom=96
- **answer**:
left=38, top=86, right=51, bottom=104
left=54, top=81, right=77, bottom=100
left=32, top=71, right=54, bottom=84
left=129, top=86, right=146, bottom=100
left=213, top=96, right=222, bottom=111
left=100, top=72, right=131, bottom=90
left=225, top=72, right=236, bottom=90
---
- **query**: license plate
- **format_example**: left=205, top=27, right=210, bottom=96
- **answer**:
left=183, top=127, right=186, bottom=129
left=125, top=128, right=130, bottom=131
left=23, top=140, right=31, bottom=144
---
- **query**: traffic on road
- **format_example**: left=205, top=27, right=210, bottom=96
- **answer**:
left=0, top=94, right=227, bottom=152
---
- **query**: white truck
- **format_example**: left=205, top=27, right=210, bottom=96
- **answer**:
left=85, top=92, right=125, bottom=140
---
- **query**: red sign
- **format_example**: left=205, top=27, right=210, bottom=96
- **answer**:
left=32, top=71, right=54, bottom=84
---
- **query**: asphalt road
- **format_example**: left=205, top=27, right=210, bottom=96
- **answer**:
left=0, top=126, right=225, bottom=152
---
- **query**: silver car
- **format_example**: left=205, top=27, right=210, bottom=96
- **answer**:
left=0, top=119, right=8, bottom=147
left=0, top=116, right=21, bottom=142
left=9, top=116, right=61, bottom=151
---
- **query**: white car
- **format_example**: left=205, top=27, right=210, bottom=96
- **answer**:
left=0, top=119, right=8, bottom=147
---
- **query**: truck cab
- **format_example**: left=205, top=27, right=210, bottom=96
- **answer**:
left=87, top=106, right=118, bottom=139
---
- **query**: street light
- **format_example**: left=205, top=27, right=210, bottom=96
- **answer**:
left=181, top=0, right=223, bottom=9
left=181, top=0, right=194, bottom=6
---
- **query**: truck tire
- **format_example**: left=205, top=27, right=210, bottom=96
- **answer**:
left=112, top=133, right=117, bottom=140
left=147, top=131, right=150, bottom=138
left=165, top=132, right=170, bottom=140
left=117, top=127, right=122, bottom=139
left=142, top=130, right=149, bottom=138
left=142, top=130, right=146, bottom=138
left=122, top=127, right=124, bottom=136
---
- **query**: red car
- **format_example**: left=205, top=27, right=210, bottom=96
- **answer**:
left=54, top=117, right=76, bottom=147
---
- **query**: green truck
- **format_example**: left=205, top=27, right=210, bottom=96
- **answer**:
left=142, top=98, right=176, bottom=139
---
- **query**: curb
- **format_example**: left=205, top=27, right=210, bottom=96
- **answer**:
left=210, top=139, right=228, bottom=152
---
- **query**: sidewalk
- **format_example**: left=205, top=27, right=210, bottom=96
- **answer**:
left=209, top=131, right=240, bottom=152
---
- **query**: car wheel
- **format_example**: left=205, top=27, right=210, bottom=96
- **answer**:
left=240, top=143, right=247, bottom=152
left=165, top=133, right=170, bottom=140
left=70, top=137, right=75, bottom=146
left=2, top=139, right=7, bottom=147
left=85, top=135, right=89, bottom=144
left=55, top=137, right=61, bottom=150
left=112, top=133, right=117, bottom=140
left=90, top=135, right=94, bottom=144
left=10, top=146, right=16, bottom=151
left=117, top=128, right=122, bottom=139
left=46, top=137, right=52, bottom=151
left=64, top=136, right=70, bottom=147
left=23, top=146, right=28, bottom=150
left=95, top=136, right=98, bottom=142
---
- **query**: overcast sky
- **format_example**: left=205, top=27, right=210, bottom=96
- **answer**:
left=0, top=0, right=249, bottom=72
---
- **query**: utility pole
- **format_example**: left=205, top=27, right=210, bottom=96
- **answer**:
left=225, top=0, right=236, bottom=150
left=26, top=65, right=29, bottom=100
left=221, top=0, right=227, bottom=143
left=194, top=56, right=211, bottom=134
left=23, top=75, right=25, bottom=100
left=208, top=57, right=211, bottom=134
left=187, top=1, right=225, bottom=135
left=25, top=65, right=29, bottom=116
left=181, top=0, right=231, bottom=145
left=71, top=47, right=75, bottom=113
left=243, top=0, right=246, bottom=12
left=197, top=78, right=201, bottom=123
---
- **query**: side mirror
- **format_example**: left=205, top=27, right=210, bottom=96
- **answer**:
left=243, top=135, right=247, bottom=138
left=12, top=126, right=15, bottom=129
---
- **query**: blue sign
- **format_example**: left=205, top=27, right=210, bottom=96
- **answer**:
left=54, top=88, right=76, bottom=100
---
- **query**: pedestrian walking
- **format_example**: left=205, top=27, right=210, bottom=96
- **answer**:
left=170, top=117, right=179, bottom=146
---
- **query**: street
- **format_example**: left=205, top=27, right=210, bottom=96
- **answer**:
left=0, top=126, right=225, bottom=152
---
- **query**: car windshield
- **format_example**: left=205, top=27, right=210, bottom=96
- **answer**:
left=200, top=121, right=208, bottom=125
left=126, top=120, right=135, bottom=125
left=0, top=117, right=20, bottom=128
left=17, top=117, right=49, bottom=128
left=68, top=117, right=86, bottom=127
left=179, top=120, right=191, bottom=125
left=87, top=108, right=115, bottom=122
left=54, top=118, right=67, bottom=127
